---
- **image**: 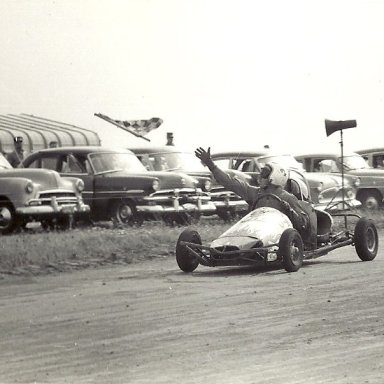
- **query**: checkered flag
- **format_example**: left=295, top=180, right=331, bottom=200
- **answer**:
left=95, top=113, right=163, bottom=141
left=120, top=117, right=163, bottom=136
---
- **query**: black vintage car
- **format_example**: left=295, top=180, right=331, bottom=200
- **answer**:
left=128, top=145, right=251, bottom=221
left=22, top=146, right=215, bottom=224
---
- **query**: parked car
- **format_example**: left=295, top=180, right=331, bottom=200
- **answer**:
left=355, top=148, right=384, bottom=169
left=21, top=146, right=215, bottom=224
left=211, top=150, right=361, bottom=212
left=0, top=153, right=90, bottom=234
left=128, top=145, right=251, bottom=221
left=294, top=151, right=384, bottom=210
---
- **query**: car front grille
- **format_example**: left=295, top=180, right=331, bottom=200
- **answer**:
left=37, top=190, right=79, bottom=206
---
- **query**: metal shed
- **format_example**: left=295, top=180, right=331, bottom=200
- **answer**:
left=0, top=114, right=101, bottom=155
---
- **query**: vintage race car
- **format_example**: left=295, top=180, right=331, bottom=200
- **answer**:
left=175, top=169, right=378, bottom=273
left=0, top=153, right=90, bottom=234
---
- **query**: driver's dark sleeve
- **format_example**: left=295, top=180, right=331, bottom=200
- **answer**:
left=279, top=191, right=309, bottom=230
left=206, top=162, right=260, bottom=202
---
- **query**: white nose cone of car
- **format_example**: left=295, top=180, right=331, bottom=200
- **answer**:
left=211, top=207, right=293, bottom=250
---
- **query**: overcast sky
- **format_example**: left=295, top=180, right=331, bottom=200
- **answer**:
left=1, top=0, right=383, bottom=153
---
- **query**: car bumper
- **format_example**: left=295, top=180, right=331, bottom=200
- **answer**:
left=16, top=198, right=90, bottom=217
left=136, top=200, right=217, bottom=214
left=139, top=193, right=217, bottom=214
left=213, top=199, right=249, bottom=211
left=315, top=198, right=362, bottom=212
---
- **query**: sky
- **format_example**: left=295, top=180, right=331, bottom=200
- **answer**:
left=1, top=0, right=384, bottom=154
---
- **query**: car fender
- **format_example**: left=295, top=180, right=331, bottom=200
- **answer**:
left=0, top=177, right=40, bottom=206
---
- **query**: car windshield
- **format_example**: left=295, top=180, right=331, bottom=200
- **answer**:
left=0, top=154, right=12, bottom=169
left=147, top=152, right=206, bottom=172
left=338, top=155, right=370, bottom=170
left=257, top=155, right=304, bottom=171
left=89, top=152, right=147, bottom=174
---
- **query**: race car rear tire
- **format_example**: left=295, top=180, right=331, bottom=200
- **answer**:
left=279, top=228, right=304, bottom=272
left=354, top=217, right=378, bottom=261
left=176, top=228, right=201, bottom=272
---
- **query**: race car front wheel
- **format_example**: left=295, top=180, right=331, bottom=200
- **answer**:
left=279, top=228, right=304, bottom=272
left=176, top=228, right=201, bottom=272
left=354, top=217, right=378, bottom=261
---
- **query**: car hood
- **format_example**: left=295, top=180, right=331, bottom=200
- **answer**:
left=0, top=168, right=70, bottom=189
left=145, top=171, right=199, bottom=188
left=346, top=169, right=384, bottom=177
left=211, top=207, right=293, bottom=249
left=305, top=172, right=344, bottom=186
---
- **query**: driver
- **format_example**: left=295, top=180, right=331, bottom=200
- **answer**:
left=195, top=147, right=310, bottom=240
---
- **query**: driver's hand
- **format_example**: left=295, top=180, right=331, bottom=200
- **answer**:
left=195, top=147, right=213, bottom=167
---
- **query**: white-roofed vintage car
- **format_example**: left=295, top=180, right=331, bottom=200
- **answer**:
left=294, top=151, right=384, bottom=210
left=211, top=150, right=361, bottom=213
left=0, top=153, right=90, bottom=234
left=175, top=168, right=378, bottom=273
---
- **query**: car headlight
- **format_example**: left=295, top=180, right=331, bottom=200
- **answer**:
left=203, top=179, right=212, bottom=192
left=25, top=181, right=34, bottom=194
left=316, top=182, right=324, bottom=192
left=75, top=179, right=85, bottom=192
left=152, top=179, right=160, bottom=191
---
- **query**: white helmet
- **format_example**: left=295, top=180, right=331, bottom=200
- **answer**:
left=260, top=162, right=289, bottom=187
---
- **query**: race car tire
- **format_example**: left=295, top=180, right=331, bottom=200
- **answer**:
left=279, top=228, right=304, bottom=272
left=176, top=228, right=201, bottom=272
left=354, top=217, right=378, bottom=261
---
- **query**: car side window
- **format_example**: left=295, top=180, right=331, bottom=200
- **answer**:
left=41, top=156, right=58, bottom=171
left=60, top=155, right=86, bottom=174
left=27, top=158, right=42, bottom=169
left=373, top=154, right=384, bottom=168
left=213, top=159, right=230, bottom=169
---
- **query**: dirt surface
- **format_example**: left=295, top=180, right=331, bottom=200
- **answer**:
left=0, top=234, right=383, bottom=384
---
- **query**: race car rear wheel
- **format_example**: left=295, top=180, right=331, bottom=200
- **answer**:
left=176, top=228, right=201, bottom=272
left=279, top=228, right=304, bottom=272
left=354, top=217, right=378, bottom=261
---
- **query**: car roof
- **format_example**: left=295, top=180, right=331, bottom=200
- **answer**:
left=127, top=145, right=182, bottom=154
left=355, top=147, right=384, bottom=155
left=31, top=146, right=134, bottom=155
left=295, top=151, right=359, bottom=158
left=211, top=150, right=270, bottom=158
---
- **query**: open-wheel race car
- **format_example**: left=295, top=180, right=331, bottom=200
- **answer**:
left=175, top=169, right=379, bottom=273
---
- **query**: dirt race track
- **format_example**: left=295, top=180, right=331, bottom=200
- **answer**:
left=0, top=234, right=383, bottom=384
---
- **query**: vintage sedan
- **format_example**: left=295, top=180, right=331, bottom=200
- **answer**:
left=295, top=151, right=384, bottom=210
left=211, top=150, right=361, bottom=212
left=22, top=146, right=215, bottom=224
left=0, top=153, right=90, bottom=234
left=128, top=145, right=252, bottom=221
left=355, top=147, right=384, bottom=169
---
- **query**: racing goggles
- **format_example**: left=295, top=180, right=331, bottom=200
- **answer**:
left=260, top=164, right=272, bottom=179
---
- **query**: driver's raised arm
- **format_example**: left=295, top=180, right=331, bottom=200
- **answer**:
left=195, top=147, right=259, bottom=202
